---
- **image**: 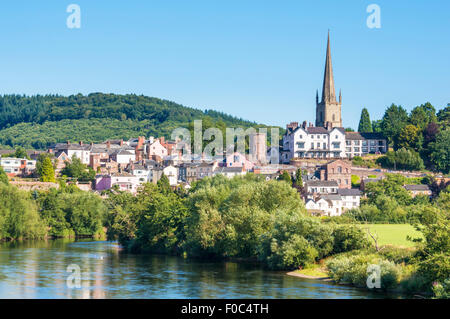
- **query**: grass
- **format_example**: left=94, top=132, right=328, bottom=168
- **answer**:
left=293, top=263, right=329, bottom=278
left=356, top=224, right=423, bottom=248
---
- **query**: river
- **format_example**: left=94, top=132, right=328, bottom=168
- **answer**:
left=0, top=239, right=398, bottom=299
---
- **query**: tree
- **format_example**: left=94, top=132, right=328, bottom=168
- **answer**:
left=0, top=166, right=8, bottom=185
left=410, top=103, right=437, bottom=131
left=278, top=171, right=292, bottom=184
left=36, top=153, right=55, bottom=178
left=381, top=104, right=409, bottom=149
left=430, top=128, right=450, bottom=173
left=397, top=124, right=422, bottom=151
left=40, top=157, right=55, bottom=182
left=358, top=108, right=373, bottom=133
left=61, top=155, right=95, bottom=182
left=157, top=173, right=171, bottom=194
left=294, top=168, right=303, bottom=188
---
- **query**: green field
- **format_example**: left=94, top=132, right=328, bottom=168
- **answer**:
left=356, top=224, right=423, bottom=247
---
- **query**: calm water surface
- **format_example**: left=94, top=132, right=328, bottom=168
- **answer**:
left=0, top=240, right=398, bottom=299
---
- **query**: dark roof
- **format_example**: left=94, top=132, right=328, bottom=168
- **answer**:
left=305, top=180, right=338, bottom=187
left=404, top=184, right=431, bottom=191
left=320, top=194, right=342, bottom=201
left=306, top=127, right=329, bottom=134
left=337, top=188, right=362, bottom=196
left=362, top=177, right=382, bottom=184
left=345, top=132, right=386, bottom=140
left=214, top=167, right=243, bottom=173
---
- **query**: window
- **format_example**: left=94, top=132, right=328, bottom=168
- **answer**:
left=335, top=135, right=339, bottom=139
left=297, top=142, right=305, bottom=149
left=337, top=166, right=342, bottom=173
left=323, top=143, right=327, bottom=149
left=311, top=143, right=314, bottom=149
left=332, top=114, right=336, bottom=121
left=346, top=141, right=351, bottom=146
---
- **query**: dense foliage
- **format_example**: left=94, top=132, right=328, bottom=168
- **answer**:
left=106, top=175, right=370, bottom=270
left=0, top=93, right=272, bottom=149
left=342, top=174, right=446, bottom=224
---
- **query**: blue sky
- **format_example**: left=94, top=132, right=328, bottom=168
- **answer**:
left=0, top=1, right=448, bottom=129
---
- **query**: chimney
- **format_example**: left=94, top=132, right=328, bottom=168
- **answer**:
left=120, top=139, right=124, bottom=146
left=106, top=141, right=111, bottom=149
left=160, top=136, right=165, bottom=144
left=302, top=121, right=307, bottom=129
left=67, top=141, right=70, bottom=145
left=79, top=141, right=83, bottom=146
left=326, top=122, right=332, bottom=130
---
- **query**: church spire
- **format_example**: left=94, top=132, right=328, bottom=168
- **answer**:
left=321, top=30, right=337, bottom=104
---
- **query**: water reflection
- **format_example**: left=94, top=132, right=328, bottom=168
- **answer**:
left=0, top=240, right=395, bottom=299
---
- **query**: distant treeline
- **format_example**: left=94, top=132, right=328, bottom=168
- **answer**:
left=0, top=93, right=275, bottom=149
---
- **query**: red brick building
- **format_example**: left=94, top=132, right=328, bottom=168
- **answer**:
left=320, top=159, right=351, bottom=189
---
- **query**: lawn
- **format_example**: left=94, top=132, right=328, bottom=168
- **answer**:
left=356, top=224, right=423, bottom=248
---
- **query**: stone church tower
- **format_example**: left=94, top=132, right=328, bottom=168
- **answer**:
left=316, top=31, right=342, bottom=128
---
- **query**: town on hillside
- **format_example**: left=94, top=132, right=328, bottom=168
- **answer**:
left=0, top=33, right=447, bottom=218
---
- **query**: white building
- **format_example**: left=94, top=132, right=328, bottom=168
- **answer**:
left=110, top=149, right=136, bottom=164
left=163, top=165, right=178, bottom=186
left=0, top=157, right=36, bottom=176
left=304, top=180, right=339, bottom=195
left=337, top=188, right=362, bottom=210
left=281, top=122, right=346, bottom=163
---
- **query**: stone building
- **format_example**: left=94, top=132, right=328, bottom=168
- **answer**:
left=320, top=159, right=352, bottom=189
left=316, top=31, right=342, bottom=128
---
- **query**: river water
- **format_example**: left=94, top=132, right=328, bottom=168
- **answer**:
left=0, top=239, right=397, bottom=299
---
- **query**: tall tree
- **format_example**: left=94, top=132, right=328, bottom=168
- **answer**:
left=358, top=108, right=373, bottom=133
left=430, top=129, right=450, bottom=174
left=397, top=124, right=422, bottom=151
left=40, top=157, right=56, bottom=182
left=410, top=103, right=437, bottom=131
left=381, top=104, right=409, bottom=149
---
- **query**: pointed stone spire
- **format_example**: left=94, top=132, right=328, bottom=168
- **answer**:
left=321, top=30, right=337, bottom=104
left=316, top=89, right=319, bottom=103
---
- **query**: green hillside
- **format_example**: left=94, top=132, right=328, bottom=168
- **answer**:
left=0, top=93, right=275, bottom=149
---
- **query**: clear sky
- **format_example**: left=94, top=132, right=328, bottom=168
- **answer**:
left=0, top=1, right=448, bottom=129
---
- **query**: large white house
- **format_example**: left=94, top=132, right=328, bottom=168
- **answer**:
left=281, top=122, right=346, bottom=162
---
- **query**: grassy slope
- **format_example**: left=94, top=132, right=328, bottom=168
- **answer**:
left=356, top=224, right=423, bottom=247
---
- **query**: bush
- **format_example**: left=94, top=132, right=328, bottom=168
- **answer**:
left=432, top=279, right=450, bottom=299
left=332, top=225, right=370, bottom=254
left=326, top=253, right=400, bottom=290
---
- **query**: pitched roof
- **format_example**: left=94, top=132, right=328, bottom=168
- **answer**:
left=404, top=184, right=431, bottom=191
left=345, top=132, right=385, bottom=140
left=337, top=188, right=362, bottom=196
left=305, top=180, right=338, bottom=187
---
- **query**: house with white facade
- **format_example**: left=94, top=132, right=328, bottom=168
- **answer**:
left=337, top=188, right=362, bottom=211
left=163, top=165, right=178, bottom=186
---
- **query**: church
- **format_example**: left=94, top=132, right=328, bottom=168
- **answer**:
left=281, top=32, right=387, bottom=163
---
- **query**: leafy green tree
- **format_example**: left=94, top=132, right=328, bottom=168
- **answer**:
left=397, top=124, right=422, bottom=151
left=430, top=128, right=450, bottom=173
left=278, top=171, right=292, bottom=184
left=61, top=156, right=95, bottom=182
left=157, top=173, right=171, bottom=194
left=40, top=157, right=56, bottom=182
left=381, top=104, right=409, bottom=148
left=0, top=184, right=46, bottom=240
left=294, top=168, right=303, bottom=188
left=358, top=108, right=373, bottom=133
left=376, top=148, right=425, bottom=171
left=0, top=166, right=8, bottom=185
left=410, top=103, right=437, bottom=130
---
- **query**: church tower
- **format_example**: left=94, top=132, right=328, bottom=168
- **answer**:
left=316, top=31, right=342, bottom=128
